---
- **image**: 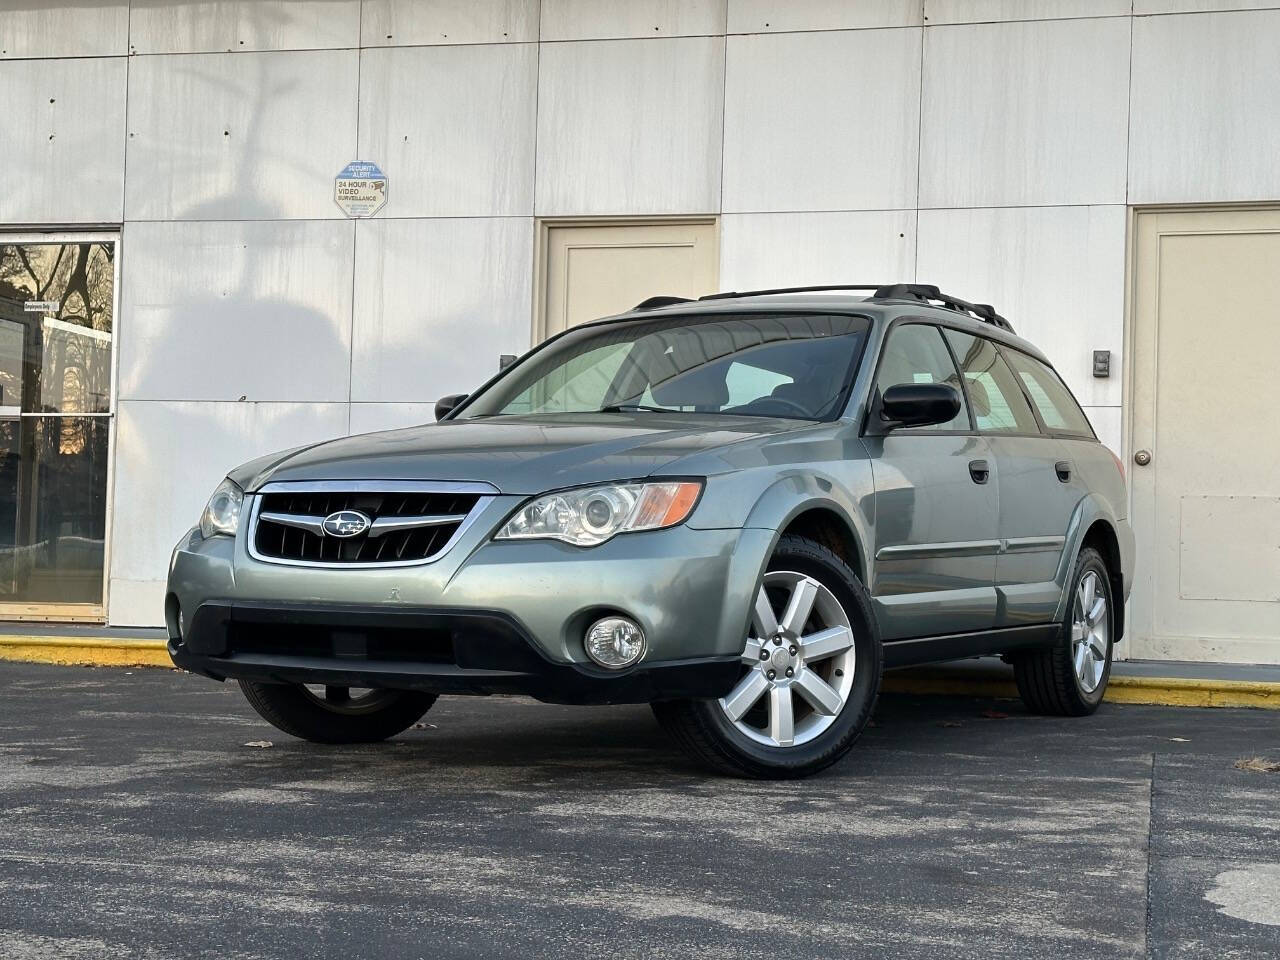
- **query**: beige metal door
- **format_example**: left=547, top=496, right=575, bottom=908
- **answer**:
left=536, top=220, right=718, bottom=340
left=1130, top=208, right=1280, bottom=664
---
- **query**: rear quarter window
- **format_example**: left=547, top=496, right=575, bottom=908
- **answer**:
left=1003, top=349, right=1095, bottom=437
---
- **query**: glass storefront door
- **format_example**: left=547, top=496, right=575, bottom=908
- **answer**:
left=0, top=238, right=115, bottom=620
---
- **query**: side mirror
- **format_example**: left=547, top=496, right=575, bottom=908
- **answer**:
left=879, top=382, right=961, bottom=429
left=434, top=393, right=468, bottom=421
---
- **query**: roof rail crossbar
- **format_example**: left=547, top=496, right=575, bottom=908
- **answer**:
left=632, top=295, right=693, bottom=310
left=873, top=283, right=1013, bottom=332
left=699, top=284, right=884, bottom=301
left=634, top=282, right=1013, bottom=331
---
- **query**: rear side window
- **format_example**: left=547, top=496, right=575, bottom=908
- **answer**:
left=942, top=329, right=1040, bottom=435
left=874, top=323, right=968, bottom=431
left=1003, top=349, right=1095, bottom=437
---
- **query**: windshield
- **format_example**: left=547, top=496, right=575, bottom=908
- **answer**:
left=458, top=313, right=870, bottom=421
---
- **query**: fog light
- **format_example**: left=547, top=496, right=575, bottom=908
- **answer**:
left=584, top=616, right=646, bottom=670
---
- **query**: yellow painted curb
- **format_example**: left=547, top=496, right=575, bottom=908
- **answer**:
left=1106, top=675, right=1280, bottom=709
left=883, top=669, right=1280, bottom=710
left=0, top=636, right=171, bottom=669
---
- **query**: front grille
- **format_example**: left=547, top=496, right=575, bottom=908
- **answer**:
left=251, top=488, right=485, bottom=565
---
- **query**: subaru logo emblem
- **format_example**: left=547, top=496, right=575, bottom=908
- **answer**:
left=322, top=510, right=371, bottom=538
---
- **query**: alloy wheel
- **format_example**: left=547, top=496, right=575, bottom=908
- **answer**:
left=718, top=570, right=856, bottom=747
left=1072, top=570, right=1109, bottom=693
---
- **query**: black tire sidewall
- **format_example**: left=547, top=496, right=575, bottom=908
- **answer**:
left=692, top=535, right=881, bottom=776
left=239, top=681, right=435, bottom=744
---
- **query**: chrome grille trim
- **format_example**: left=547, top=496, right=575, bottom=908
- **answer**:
left=246, top=480, right=498, bottom=569
left=367, top=514, right=470, bottom=536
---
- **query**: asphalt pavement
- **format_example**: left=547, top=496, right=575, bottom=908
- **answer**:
left=1, top=661, right=1277, bottom=960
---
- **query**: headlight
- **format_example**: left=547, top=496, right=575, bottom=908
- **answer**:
left=199, top=478, right=244, bottom=539
left=495, top=481, right=702, bottom=546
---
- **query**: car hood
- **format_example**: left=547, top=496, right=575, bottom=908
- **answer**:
left=232, top=413, right=808, bottom=495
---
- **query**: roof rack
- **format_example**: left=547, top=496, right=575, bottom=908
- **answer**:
left=871, top=283, right=1013, bottom=332
left=698, top=284, right=883, bottom=301
left=633, top=295, right=693, bottom=310
left=632, top=283, right=1013, bottom=332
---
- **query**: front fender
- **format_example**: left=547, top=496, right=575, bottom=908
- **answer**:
left=684, top=462, right=876, bottom=653
left=742, top=469, right=874, bottom=573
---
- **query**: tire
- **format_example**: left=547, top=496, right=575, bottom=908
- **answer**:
left=653, top=534, right=882, bottom=779
left=238, top=681, right=436, bottom=744
left=1012, top=546, right=1114, bottom=716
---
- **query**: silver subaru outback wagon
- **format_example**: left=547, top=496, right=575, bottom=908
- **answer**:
left=167, top=283, right=1133, bottom=778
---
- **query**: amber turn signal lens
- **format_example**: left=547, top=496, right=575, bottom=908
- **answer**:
left=632, top=482, right=702, bottom=530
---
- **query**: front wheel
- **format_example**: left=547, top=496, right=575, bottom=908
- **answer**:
left=653, top=534, right=882, bottom=779
left=238, top=681, right=436, bottom=743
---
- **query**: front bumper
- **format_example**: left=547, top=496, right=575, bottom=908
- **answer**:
left=168, top=600, right=740, bottom=705
left=166, top=498, right=773, bottom=703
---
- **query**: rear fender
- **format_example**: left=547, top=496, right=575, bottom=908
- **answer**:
left=1052, top=494, right=1127, bottom=631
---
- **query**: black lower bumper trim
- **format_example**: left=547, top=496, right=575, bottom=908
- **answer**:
left=170, top=600, right=740, bottom=705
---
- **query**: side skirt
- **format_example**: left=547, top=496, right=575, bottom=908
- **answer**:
left=882, top=623, right=1059, bottom=669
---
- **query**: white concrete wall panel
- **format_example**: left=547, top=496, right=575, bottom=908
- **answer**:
left=127, top=1, right=360, bottom=55
left=923, top=0, right=1130, bottom=24
left=535, top=37, right=725, bottom=216
left=722, top=28, right=922, bottom=213
left=0, top=57, right=126, bottom=223
left=359, top=44, right=537, bottom=218
left=124, top=49, right=358, bottom=221
left=360, top=0, right=539, bottom=47
left=349, top=403, right=439, bottom=435
left=118, top=220, right=355, bottom=402
left=0, top=1, right=128, bottom=58
left=727, top=0, right=921, bottom=33
left=1130, top=10, right=1280, bottom=203
left=919, top=18, right=1130, bottom=208
left=720, top=211, right=916, bottom=291
left=541, top=0, right=726, bottom=40
left=351, top=217, right=533, bottom=403
left=108, top=400, right=348, bottom=625
left=915, top=205, right=1126, bottom=407
left=1082, top=405, right=1122, bottom=457
left=1136, top=1, right=1280, bottom=12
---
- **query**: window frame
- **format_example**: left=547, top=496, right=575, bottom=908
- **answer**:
left=997, top=343, right=1098, bottom=442
left=0, top=230, right=121, bottom=623
left=937, top=325, right=1048, bottom=440
left=454, top=309, right=875, bottom=424
left=861, top=318, right=976, bottom=437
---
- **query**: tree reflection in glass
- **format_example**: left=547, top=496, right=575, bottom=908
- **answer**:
left=0, top=242, right=113, bottom=607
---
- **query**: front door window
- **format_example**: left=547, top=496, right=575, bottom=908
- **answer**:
left=0, top=239, right=114, bottom=614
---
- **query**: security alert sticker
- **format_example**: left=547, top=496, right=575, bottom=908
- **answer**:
left=334, top=161, right=388, bottom=217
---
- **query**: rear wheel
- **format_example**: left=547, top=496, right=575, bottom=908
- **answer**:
left=238, top=681, right=435, bottom=743
left=653, top=535, right=881, bottom=779
left=1012, top=546, right=1113, bottom=716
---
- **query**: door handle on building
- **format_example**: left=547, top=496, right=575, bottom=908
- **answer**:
left=1134, top=449, right=1152, bottom=467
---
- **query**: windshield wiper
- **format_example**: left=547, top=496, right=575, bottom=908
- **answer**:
left=596, top=403, right=680, bottom=414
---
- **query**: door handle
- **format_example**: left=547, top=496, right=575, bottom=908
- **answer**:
left=968, top=459, right=989, bottom=484
left=1055, top=460, right=1072, bottom=483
